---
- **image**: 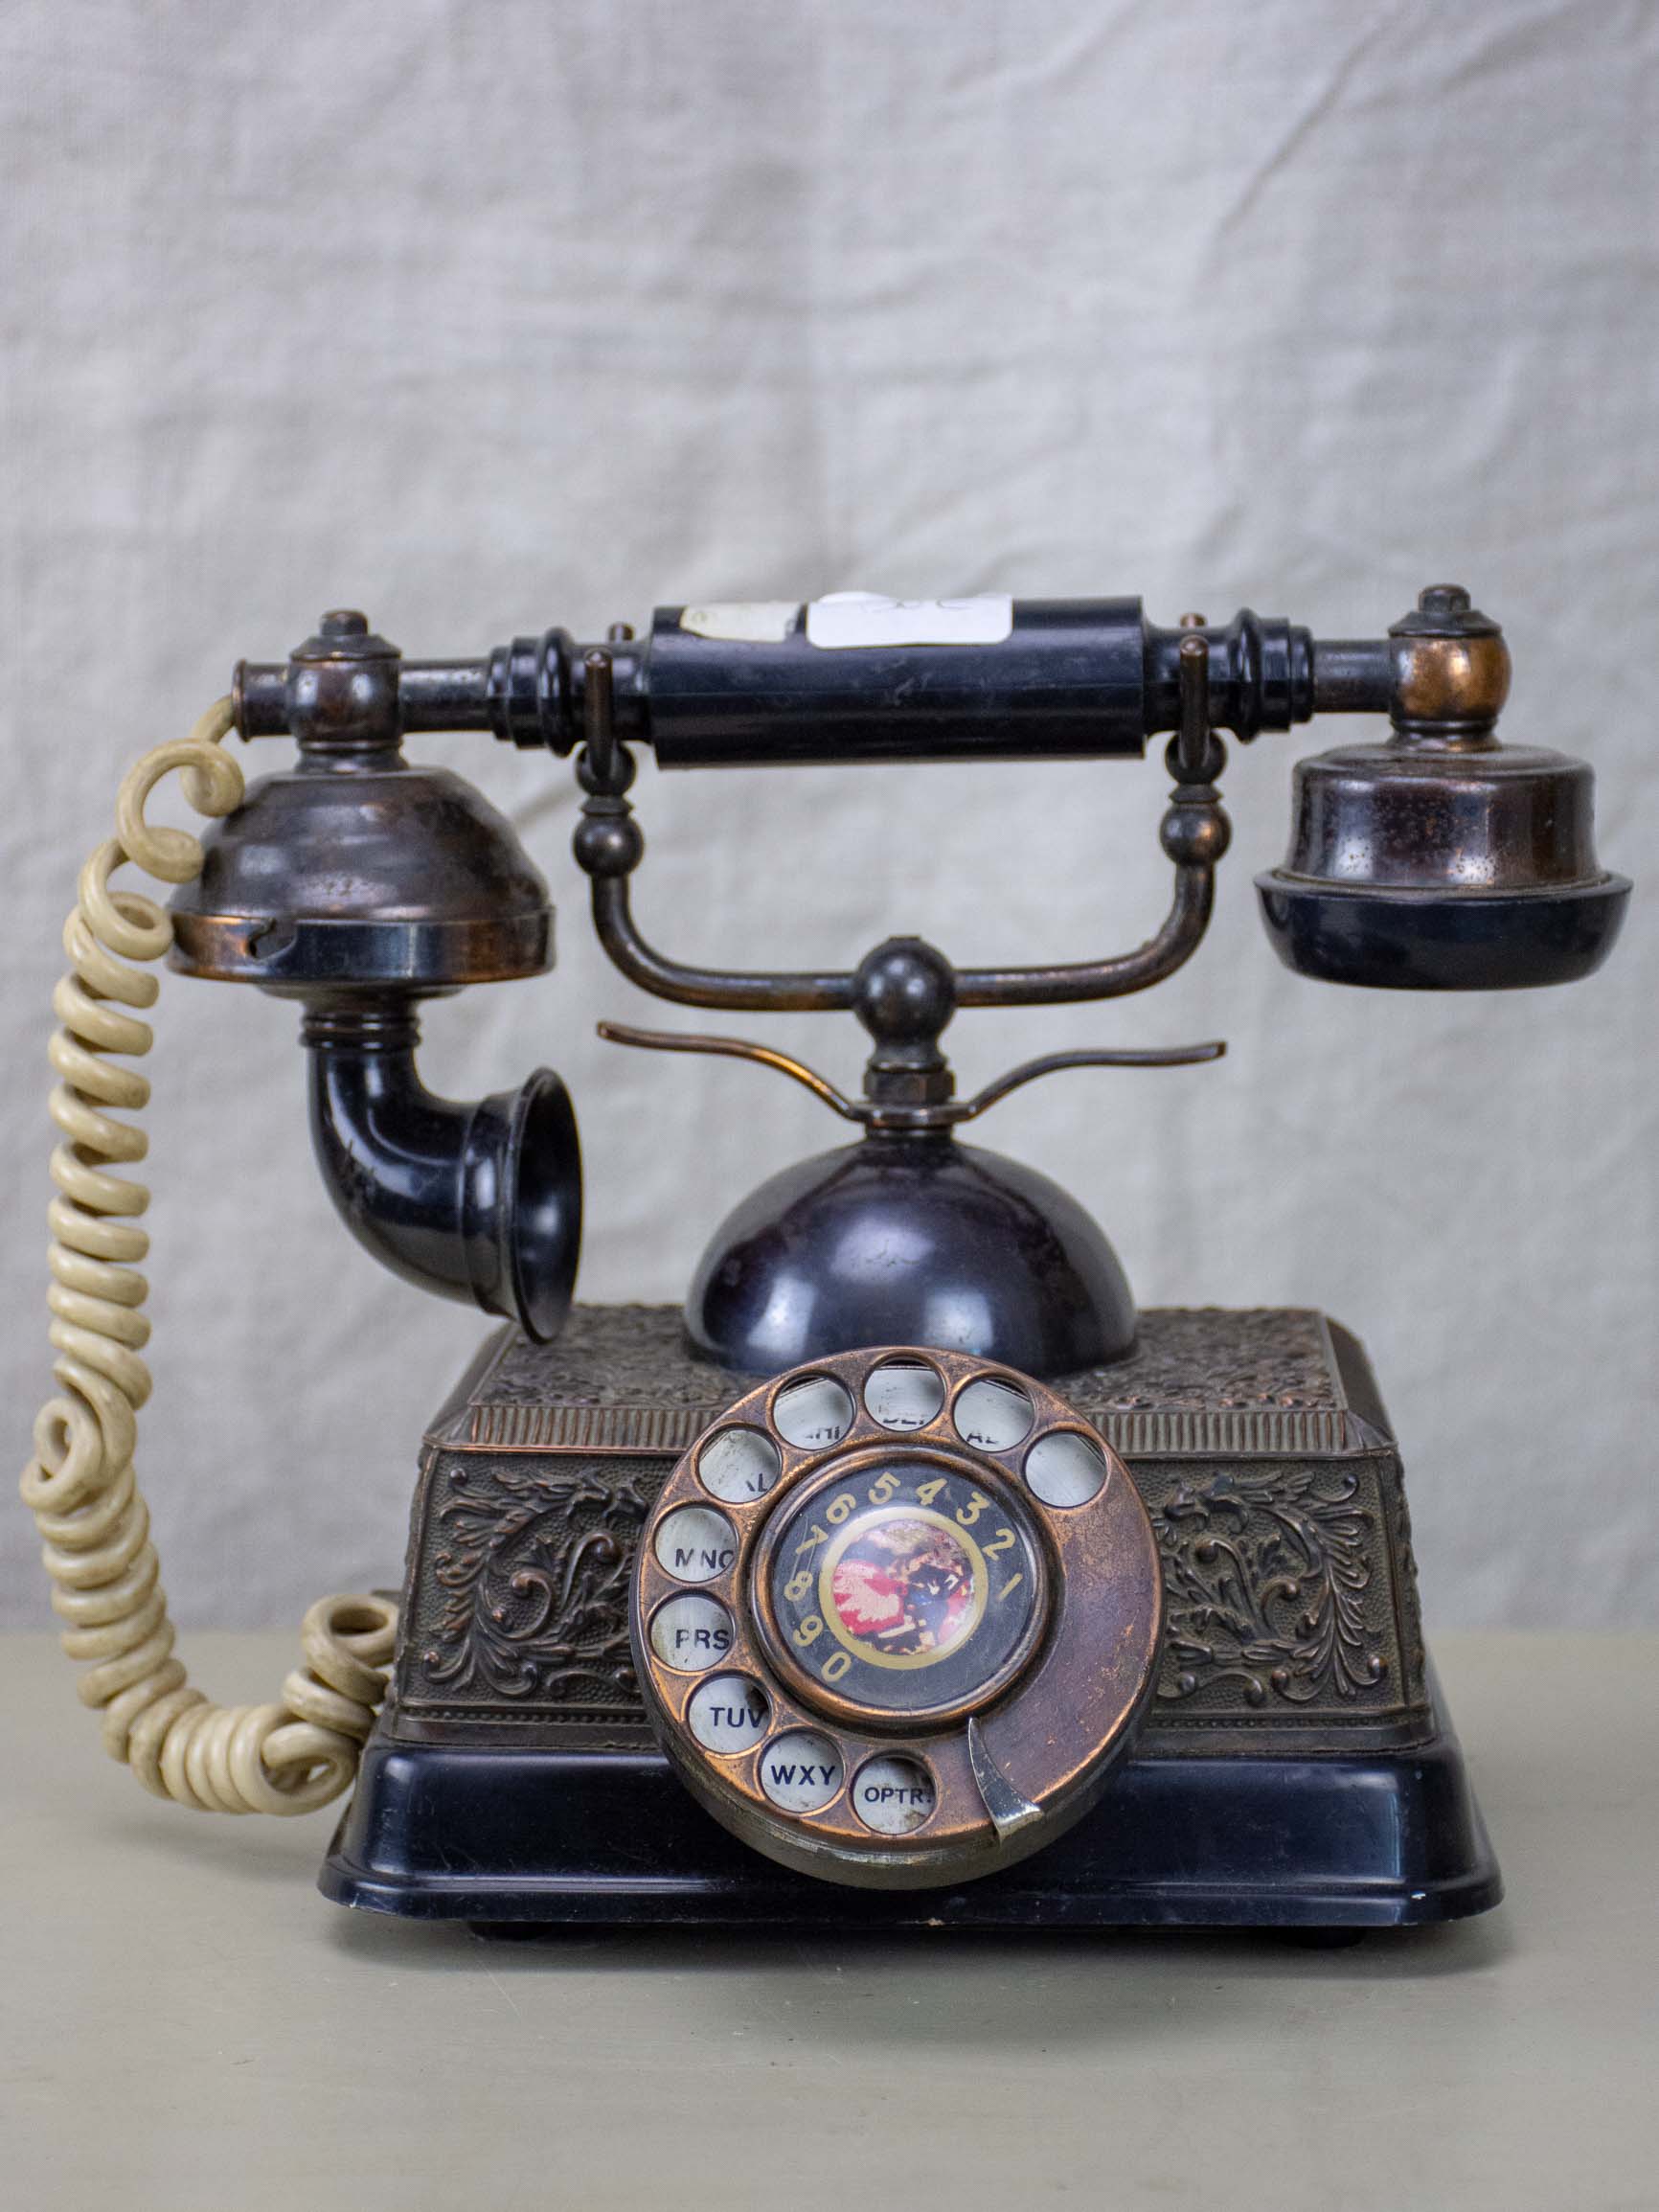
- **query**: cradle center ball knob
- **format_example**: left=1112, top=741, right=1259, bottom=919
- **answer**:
left=852, top=936, right=956, bottom=1045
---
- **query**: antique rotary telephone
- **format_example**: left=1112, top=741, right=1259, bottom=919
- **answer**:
left=23, top=584, right=1627, bottom=1923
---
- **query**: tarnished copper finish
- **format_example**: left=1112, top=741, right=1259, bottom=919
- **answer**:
left=630, top=1344, right=1163, bottom=1888
left=167, top=760, right=553, bottom=992
left=1389, top=629, right=1512, bottom=734
left=1258, top=584, right=1630, bottom=988
left=1386, top=584, right=1511, bottom=736
left=1279, top=740, right=1604, bottom=894
left=388, top=1306, right=1433, bottom=1754
left=173, top=610, right=553, bottom=995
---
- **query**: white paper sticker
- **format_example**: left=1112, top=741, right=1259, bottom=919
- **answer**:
left=805, top=591, right=1013, bottom=650
left=679, top=601, right=799, bottom=643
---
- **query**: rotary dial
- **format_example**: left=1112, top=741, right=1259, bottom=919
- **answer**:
left=630, top=1346, right=1163, bottom=1888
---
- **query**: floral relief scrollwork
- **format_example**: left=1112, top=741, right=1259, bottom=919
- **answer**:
left=416, top=1460, right=654, bottom=1705
left=1070, top=1307, right=1337, bottom=1414
left=479, top=1306, right=749, bottom=1413
left=1153, top=1466, right=1387, bottom=1708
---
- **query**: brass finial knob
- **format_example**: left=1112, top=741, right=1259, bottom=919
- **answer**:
left=1387, top=583, right=1511, bottom=738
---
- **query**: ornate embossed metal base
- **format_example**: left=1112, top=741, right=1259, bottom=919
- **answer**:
left=321, top=1305, right=1503, bottom=1929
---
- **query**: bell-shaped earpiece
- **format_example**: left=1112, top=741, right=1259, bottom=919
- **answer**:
left=1257, top=587, right=1629, bottom=989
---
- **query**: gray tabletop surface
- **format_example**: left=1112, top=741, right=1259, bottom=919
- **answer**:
left=2, top=1630, right=1654, bottom=2212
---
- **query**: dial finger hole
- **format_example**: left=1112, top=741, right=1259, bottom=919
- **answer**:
left=864, top=1359, right=945, bottom=1432
left=773, top=1374, right=855, bottom=1449
left=758, top=1729, right=845, bottom=1813
left=953, top=1377, right=1034, bottom=1452
left=648, top=1592, right=736, bottom=1672
left=653, top=1504, right=738, bottom=1584
left=1024, top=1428, right=1108, bottom=1508
left=698, top=1425, right=783, bottom=1503
left=686, top=1674, right=770, bottom=1755
left=851, top=1753, right=938, bottom=1835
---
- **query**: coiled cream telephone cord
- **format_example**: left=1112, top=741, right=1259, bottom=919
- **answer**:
left=19, top=701, right=398, bottom=1813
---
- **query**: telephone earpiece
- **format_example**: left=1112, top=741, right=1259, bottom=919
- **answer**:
left=170, top=611, right=581, bottom=1340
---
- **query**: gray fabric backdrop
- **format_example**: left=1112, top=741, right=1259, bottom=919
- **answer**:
left=2, top=0, right=1653, bottom=1633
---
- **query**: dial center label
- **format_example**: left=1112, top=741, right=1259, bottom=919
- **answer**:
left=766, top=1461, right=1042, bottom=1719
left=823, top=1506, right=984, bottom=1667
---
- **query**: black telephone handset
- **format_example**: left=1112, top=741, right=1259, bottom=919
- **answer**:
left=22, top=586, right=1626, bottom=1920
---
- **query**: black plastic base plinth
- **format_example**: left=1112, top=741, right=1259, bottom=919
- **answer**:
left=322, top=1670, right=1500, bottom=1932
